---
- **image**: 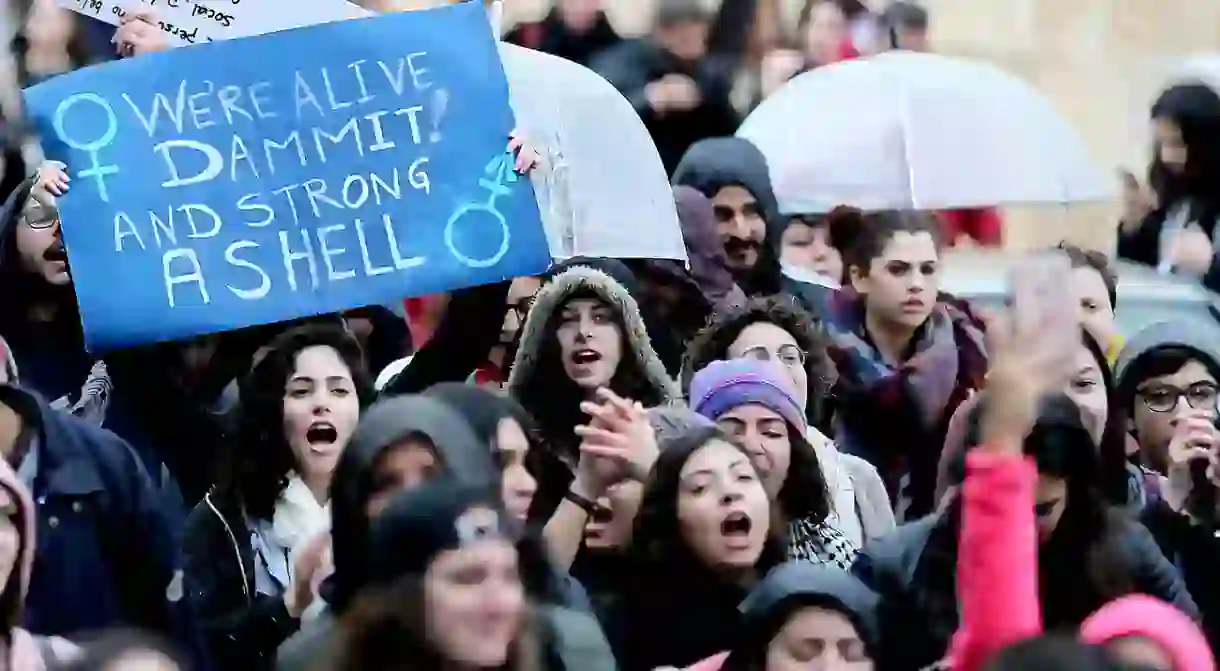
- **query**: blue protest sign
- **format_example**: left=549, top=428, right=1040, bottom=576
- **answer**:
left=24, top=3, right=550, bottom=352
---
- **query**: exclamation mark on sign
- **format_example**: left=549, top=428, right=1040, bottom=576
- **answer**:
left=430, top=89, right=449, bottom=143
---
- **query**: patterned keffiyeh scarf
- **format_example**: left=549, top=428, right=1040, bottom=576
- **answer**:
left=788, top=516, right=858, bottom=570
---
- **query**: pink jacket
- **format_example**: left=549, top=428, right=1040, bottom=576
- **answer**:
left=949, top=451, right=1042, bottom=671
left=0, top=460, right=78, bottom=670
left=1081, top=595, right=1215, bottom=671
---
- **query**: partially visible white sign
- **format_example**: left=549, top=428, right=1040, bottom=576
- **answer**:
left=58, top=0, right=370, bottom=48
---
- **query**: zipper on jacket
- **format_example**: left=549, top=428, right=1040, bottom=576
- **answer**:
left=205, top=493, right=252, bottom=602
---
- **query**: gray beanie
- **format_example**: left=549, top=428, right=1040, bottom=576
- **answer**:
left=647, top=405, right=715, bottom=452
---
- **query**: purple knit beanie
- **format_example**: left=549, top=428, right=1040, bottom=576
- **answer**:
left=689, top=359, right=807, bottom=433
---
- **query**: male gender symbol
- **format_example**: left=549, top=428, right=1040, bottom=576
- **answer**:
left=444, top=152, right=517, bottom=268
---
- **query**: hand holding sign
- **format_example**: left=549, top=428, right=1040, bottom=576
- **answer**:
left=25, top=4, right=550, bottom=351
left=114, top=8, right=171, bottom=57
left=36, top=161, right=71, bottom=197
left=507, top=130, right=540, bottom=174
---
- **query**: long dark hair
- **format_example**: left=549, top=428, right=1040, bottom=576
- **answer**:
left=517, top=291, right=663, bottom=460
left=221, top=324, right=374, bottom=520
left=943, top=394, right=1138, bottom=629
left=627, top=425, right=787, bottom=584
left=1149, top=83, right=1220, bottom=219
left=777, top=425, right=832, bottom=525
left=1080, top=331, right=1137, bottom=506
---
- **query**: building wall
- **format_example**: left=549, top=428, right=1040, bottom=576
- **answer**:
left=505, top=0, right=1220, bottom=253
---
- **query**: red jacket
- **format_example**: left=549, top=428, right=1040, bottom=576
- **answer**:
left=941, top=208, right=1004, bottom=247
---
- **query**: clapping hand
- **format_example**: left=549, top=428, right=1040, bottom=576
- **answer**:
left=285, top=532, right=331, bottom=618
left=575, top=388, right=660, bottom=484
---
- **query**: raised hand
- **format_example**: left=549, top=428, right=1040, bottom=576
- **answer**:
left=982, top=254, right=1078, bottom=450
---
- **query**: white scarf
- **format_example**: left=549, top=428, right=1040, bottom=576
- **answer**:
left=270, top=475, right=330, bottom=559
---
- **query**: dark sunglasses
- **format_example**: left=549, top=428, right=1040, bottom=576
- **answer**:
left=1034, top=499, right=1060, bottom=518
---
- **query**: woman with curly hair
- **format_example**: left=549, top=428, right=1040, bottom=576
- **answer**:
left=180, top=324, right=375, bottom=670
left=683, top=296, right=893, bottom=546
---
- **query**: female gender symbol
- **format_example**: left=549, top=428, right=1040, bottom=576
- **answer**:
left=444, top=153, right=516, bottom=268
left=51, top=93, right=120, bottom=203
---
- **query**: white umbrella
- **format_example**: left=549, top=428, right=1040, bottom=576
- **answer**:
left=737, top=51, right=1114, bottom=214
left=1171, top=54, right=1220, bottom=91
left=499, top=43, right=686, bottom=262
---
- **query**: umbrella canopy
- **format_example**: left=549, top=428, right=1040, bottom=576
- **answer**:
left=737, top=51, right=1114, bottom=214
left=1169, top=54, right=1220, bottom=92
left=500, top=43, right=686, bottom=261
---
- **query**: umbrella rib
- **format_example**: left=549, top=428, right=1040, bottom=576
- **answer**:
left=897, top=67, right=918, bottom=211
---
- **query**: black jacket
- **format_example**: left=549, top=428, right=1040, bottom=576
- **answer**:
left=181, top=489, right=299, bottom=671
left=0, top=385, right=190, bottom=643
left=380, top=281, right=509, bottom=396
left=593, top=39, right=738, bottom=175
left=1140, top=499, right=1220, bottom=652
left=1117, top=203, right=1220, bottom=293
left=852, top=513, right=1198, bottom=671
left=505, top=9, right=621, bottom=67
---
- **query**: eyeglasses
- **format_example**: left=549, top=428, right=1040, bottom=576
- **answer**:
left=21, top=204, right=60, bottom=231
left=1137, top=383, right=1220, bottom=413
left=506, top=296, right=535, bottom=323
left=739, top=344, right=806, bottom=367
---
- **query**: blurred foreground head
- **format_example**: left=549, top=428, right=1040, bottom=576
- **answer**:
left=333, top=481, right=544, bottom=670
left=56, top=630, right=186, bottom=671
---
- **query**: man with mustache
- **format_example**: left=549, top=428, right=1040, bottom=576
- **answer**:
left=671, top=136, right=786, bottom=298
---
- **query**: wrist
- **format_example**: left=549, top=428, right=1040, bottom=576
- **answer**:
left=569, top=475, right=602, bottom=501
left=284, top=591, right=302, bottom=619
left=564, top=488, right=600, bottom=517
left=1165, top=467, right=1192, bottom=513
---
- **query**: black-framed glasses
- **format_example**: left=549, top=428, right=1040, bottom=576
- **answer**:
left=740, top=344, right=806, bottom=367
left=1137, top=383, right=1220, bottom=413
left=506, top=296, right=535, bottom=323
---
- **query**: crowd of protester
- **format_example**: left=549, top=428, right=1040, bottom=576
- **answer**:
left=0, top=0, right=1218, bottom=670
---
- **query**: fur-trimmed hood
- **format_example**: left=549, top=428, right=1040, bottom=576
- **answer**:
left=507, top=264, right=681, bottom=414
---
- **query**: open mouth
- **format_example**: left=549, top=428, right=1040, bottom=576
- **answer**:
left=720, top=511, right=753, bottom=537
left=305, top=422, right=338, bottom=447
left=571, top=349, right=602, bottom=365
left=44, top=245, right=67, bottom=263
